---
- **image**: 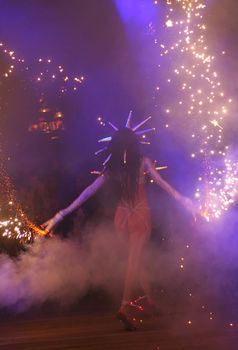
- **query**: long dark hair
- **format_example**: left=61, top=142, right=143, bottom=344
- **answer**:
left=105, top=128, right=142, bottom=204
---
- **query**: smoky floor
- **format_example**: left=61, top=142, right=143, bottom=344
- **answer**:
left=0, top=298, right=237, bottom=350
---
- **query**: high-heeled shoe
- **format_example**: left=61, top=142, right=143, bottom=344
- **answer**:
left=133, top=295, right=160, bottom=316
left=117, top=311, right=137, bottom=331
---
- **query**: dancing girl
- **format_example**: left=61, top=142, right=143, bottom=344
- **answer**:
left=42, top=113, right=197, bottom=330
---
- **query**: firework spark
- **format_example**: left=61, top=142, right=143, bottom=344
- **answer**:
left=152, top=0, right=238, bottom=220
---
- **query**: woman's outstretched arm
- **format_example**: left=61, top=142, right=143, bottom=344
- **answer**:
left=144, top=157, right=198, bottom=217
left=42, top=174, right=107, bottom=233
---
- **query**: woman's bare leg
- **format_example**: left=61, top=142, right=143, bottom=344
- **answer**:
left=119, top=234, right=146, bottom=312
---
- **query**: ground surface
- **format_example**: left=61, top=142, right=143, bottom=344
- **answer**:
left=0, top=309, right=237, bottom=350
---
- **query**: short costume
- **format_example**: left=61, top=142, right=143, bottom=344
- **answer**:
left=114, top=181, right=151, bottom=240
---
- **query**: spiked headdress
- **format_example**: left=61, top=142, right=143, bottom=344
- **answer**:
left=96, top=111, right=155, bottom=167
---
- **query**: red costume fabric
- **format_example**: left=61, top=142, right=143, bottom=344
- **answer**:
left=114, top=182, right=151, bottom=240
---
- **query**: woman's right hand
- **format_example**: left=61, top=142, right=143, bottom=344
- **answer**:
left=41, top=211, right=64, bottom=234
left=180, top=196, right=200, bottom=220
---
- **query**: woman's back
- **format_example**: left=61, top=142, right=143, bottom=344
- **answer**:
left=114, top=157, right=151, bottom=238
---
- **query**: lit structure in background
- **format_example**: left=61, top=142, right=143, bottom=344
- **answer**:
left=0, top=40, right=84, bottom=139
left=152, top=0, right=238, bottom=220
left=28, top=110, right=64, bottom=136
left=28, top=96, right=64, bottom=140
left=0, top=40, right=85, bottom=242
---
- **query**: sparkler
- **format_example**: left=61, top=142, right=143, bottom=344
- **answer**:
left=0, top=157, right=31, bottom=242
left=152, top=0, right=238, bottom=220
left=0, top=152, right=49, bottom=242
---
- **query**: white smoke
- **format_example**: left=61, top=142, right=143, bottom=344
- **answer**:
left=0, top=215, right=238, bottom=320
left=0, top=229, right=127, bottom=310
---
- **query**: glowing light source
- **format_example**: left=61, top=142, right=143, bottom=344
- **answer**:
left=152, top=0, right=238, bottom=220
left=165, top=19, right=173, bottom=27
